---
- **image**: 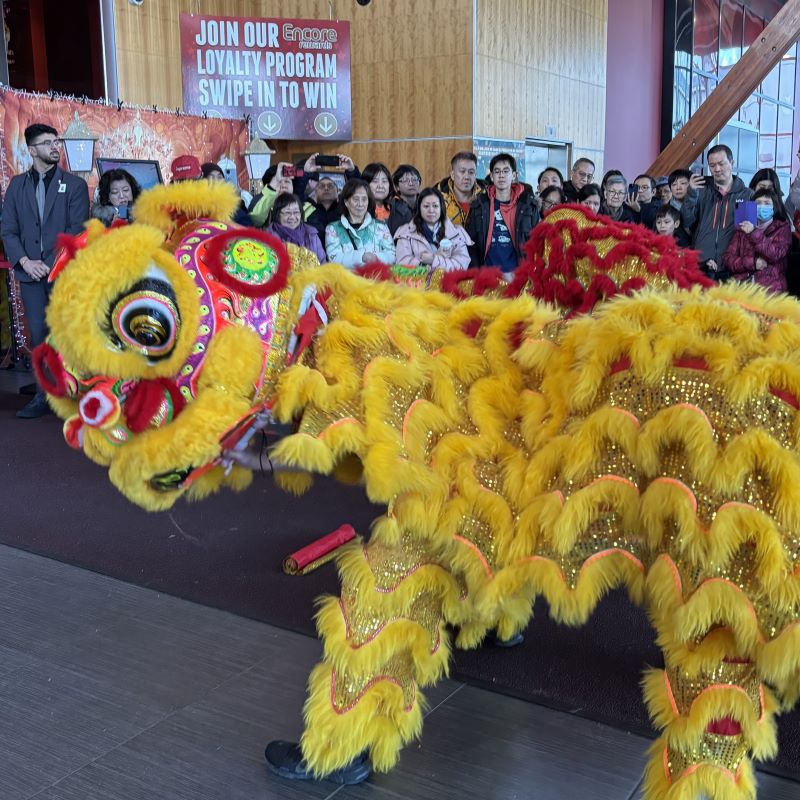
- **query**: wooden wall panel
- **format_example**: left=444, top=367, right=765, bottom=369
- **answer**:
left=476, top=0, right=607, bottom=171
left=112, top=0, right=472, bottom=183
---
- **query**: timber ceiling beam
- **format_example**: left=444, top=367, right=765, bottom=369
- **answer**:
left=648, top=0, right=800, bottom=177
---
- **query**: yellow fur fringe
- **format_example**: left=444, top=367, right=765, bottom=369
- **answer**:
left=300, top=663, right=424, bottom=775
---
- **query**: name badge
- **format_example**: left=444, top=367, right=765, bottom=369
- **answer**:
left=58, top=182, right=66, bottom=193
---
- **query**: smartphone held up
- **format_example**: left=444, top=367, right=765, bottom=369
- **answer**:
left=315, top=154, right=341, bottom=168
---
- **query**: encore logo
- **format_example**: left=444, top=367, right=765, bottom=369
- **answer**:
left=282, top=23, right=339, bottom=44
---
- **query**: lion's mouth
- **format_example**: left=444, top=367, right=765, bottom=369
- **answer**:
left=149, top=467, right=193, bottom=492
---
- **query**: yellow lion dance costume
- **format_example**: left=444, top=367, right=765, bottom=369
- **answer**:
left=35, top=182, right=800, bottom=799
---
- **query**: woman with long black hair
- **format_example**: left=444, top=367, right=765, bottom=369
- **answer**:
left=393, top=187, right=472, bottom=270
left=361, top=162, right=412, bottom=235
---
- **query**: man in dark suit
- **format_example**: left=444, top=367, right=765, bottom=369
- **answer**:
left=1, top=123, right=89, bottom=418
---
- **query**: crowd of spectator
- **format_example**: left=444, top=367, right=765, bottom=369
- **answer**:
left=83, top=143, right=800, bottom=295
left=161, top=145, right=800, bottom=296
left=5, top=121, right=800, bottom=418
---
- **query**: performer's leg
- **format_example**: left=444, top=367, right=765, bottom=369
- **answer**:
left=17, top=280, right=52, bottom=418
left=641, top=658, right=777, bottom=800
left=268, top=532, right=463, bottom=780
left=642, top=557, right=785, bottom=800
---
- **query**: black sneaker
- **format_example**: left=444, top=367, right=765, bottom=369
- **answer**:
left=16, top=392, right=52, bottom=419
left=491, top=631, right=525, bottom=648
left=264, top=741, right=371, bottom=785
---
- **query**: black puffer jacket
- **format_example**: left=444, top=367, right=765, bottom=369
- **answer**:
left=377, top=197, right=412, bottom=236
left=465, top=183, right=540, bottom=267
left=681, top=176, right=752, bottom=279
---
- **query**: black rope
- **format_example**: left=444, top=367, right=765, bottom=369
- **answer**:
left=258, top=432, right=274, bottom=476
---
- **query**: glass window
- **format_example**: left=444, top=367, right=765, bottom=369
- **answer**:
left=693, top=0, right=720, bottom=74
left=779, top=59, right=796, bottom=105
left=776, top=135, right=793, bottom=170
left=778, top=104, right=794, bottom=136
left=761, top=63, right=780, bottom=98
left=740, top=93, right=760, bottom=127
left=743, top=8, right=764, bottom=53
left=718, top=0, right=743, bottom=79
left=738, top=128, right=758, bottom=174
left=667, top=1, right=796, bottom=182
left=719, top=125, right=739, bottom=165
left=675, top=0, right=694, bottom=69
left=692, top=74, right=717, bottom=115
left=673, top=67, right=691, bottom=133
left=759, top=134, right=776, bottom=170
left=761, top=100, right=778, bottom=135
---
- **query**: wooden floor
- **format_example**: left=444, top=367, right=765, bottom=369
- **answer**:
left=0, top=545, right=797, bottom=800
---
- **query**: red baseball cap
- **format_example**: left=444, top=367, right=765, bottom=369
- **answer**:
left=170, top=154, right=202, bottom=181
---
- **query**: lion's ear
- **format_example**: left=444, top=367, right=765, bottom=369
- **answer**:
left=49, top=219, right=113, bottom=282
left=133, top=180, right=240, bottom=236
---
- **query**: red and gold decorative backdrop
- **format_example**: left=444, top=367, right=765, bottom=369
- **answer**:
left=0, top=86, right=250, bottom=362
left=0, top=86, right=250, bottom=195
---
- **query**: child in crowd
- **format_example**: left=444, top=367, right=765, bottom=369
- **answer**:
left=654, top=205, right=690, bottom=247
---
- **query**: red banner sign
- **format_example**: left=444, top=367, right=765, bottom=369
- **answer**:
left=180, top=14, right=352, bottom=141
left=0, top=86, right=249, bottom=195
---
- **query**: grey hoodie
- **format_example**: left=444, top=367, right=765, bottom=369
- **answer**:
left=681, top=176, right=752, bottom=278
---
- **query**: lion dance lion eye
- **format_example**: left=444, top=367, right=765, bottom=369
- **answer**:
left=109, top=280, right=180, bottom=360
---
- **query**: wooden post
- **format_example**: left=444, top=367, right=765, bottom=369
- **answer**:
left=648, top=0, right=800, bottom=177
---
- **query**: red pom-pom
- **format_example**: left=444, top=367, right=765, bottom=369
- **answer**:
left=124, top=378, right=185, bottom=433
left=83, top=395, right=101, bottom=419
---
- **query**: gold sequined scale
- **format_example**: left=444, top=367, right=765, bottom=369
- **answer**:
left=271, top=270, right=800, bottom=800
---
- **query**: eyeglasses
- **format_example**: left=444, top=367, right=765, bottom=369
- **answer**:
left=32, top=138, right=62, bottom=148
left=492, top=168, right=513, bottom=177
left=606, top=189, right=626, bottom=198
left=575, top=170, right=594, bottom=180
left=398, top=176, right=420, bottom=185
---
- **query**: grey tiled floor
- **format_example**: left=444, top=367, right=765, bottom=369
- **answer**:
left=0, top=546, right=797, bottom=800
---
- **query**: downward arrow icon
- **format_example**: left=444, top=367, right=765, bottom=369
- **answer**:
left=259, top=111, right=282, bottom=136
left=314, top=112, right=338, bottom=137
